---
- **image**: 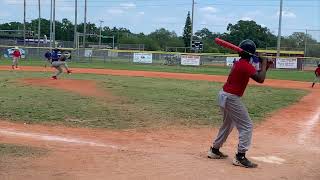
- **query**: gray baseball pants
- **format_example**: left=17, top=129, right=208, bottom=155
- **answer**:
left=212, top=90, right=253, bottom=153
left=313, top=76, right=320, bottom=83
left=12, top=57, right=19, bottom=67
left=51, top=61, right=69, bottom=77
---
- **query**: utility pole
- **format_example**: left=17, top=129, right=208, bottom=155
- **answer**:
left=276, top=0, right=283, bottom=60
left=304, top=29, right=308, bottom=57
left=99, top=20, right=104, bottom=47
left=112, top=35, right=115, bottom=49
left=190, top=0, right=195, bottom=53
left=83, top=0, right=87, bottom=48
left=38, top=0, right=41, bottom=48
left=50, top=0, right=53, bottom=50
left=74, top=0, right=78, bottom=60
left=23, top=0, right=26, bottom=46
left=74, top=0, right=78, bottom=49
left=53, top=0, right=56, bottom=48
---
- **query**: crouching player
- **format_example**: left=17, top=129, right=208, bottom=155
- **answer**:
left=50, top=48, right=72, bottom=80
left=44, top=49, right=51, bottom=68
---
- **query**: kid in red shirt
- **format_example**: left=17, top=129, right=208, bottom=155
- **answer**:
left=223, top=59, right=257, bottom=97
left=207, top=39, right=272, bottom=168
left=312, top=64, right=320, bottom=88
left=12, top=47, right=21, bottom=69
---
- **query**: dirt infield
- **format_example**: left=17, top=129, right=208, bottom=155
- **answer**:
left=0, top=66, right=319, bottom=180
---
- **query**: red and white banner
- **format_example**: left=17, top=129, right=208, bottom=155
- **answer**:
left=276, top=58, right=297, bottom=69
left=181, top=55, right=201, bottom=66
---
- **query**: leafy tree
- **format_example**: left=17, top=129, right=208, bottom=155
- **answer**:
left=226, top=20, right=277, bottom=48
left=195, top=28, right=222, bottom=52
left=281, top=32, right=320, bottom=57
left=27, top=18, right=49, bottom=38
left=182, top=11, right=192, bottom=48
left=0, top=18, right=318, bottom=55
left=0, top=22, right=24, bottom=38
left=60, top=18, right=74, bottom=41
left=195, top=28, right=214, bottom=39
left=149, top=28, right=183, bottom=50
left=281, top=32, right=316, bottom=49
left=0, top=22, right=23, bottom=31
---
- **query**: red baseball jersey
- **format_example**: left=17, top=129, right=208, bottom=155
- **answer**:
left=223, top=59, right=256, bottom=97
left=315, top=67, right=320, bottom=76
left=13, top=50, right=21, bottom=58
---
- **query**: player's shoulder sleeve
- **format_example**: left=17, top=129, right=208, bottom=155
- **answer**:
left=245, top=62, right=256, bottom=77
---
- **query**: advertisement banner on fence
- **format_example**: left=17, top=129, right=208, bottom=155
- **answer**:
left=133, top=53, right=153, bottom=63
left=276, top=58, right=297, bottom=69
left=226, top=57, right=240, bottom=66
left=4, top=48, right=26, bottom=59
left=84, top=49, right=93, bottom=57
left=181, top=55, right=201, bottom=66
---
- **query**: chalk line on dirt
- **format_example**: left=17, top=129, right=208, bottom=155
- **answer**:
left=0, top=128, right=120, bottom=149
left=250, top=156, right=286, bottom=165
left=297, top=107, right=320, bottom=145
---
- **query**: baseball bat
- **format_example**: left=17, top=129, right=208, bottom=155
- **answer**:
left=214, top=38, right=274, bottom=66
left=214, top=38, right=244, bottom=53
left=214, top=38, right=260, bottom=58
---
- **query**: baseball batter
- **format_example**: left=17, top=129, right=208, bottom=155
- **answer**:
left=311, top=64, right=320, bottom=88
left=207, top=39, right=271, bottom=168
left=50, top=48, right=71, bottom=80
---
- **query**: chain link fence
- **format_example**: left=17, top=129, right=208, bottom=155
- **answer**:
left=0, top=45, right=319, bottom=71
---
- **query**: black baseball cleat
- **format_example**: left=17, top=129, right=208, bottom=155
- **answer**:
left=233, top=155, right=258, bottom=168
left=207, top=147, right=228, bottom=159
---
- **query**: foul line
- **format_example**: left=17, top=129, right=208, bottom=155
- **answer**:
left=298, top=107, right=320, bottom=145
left=0, top=128, right=120, bottom=149
left=250, top=156, right=286, bottom=165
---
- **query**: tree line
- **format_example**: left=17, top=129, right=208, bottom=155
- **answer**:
left=0, top=12, right=319, bottom=57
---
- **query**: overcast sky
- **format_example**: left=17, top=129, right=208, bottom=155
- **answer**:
left=1, top=0, right=319, bottom=38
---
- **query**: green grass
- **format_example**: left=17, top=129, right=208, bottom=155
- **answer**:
left=0, top=143, right=47, bottom=157
left=0, top=71, right=307, bottom=129
left=0, top=58, right=316, bottom=82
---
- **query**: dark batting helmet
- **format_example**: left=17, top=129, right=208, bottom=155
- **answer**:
left=239, top=39, right=256, bottom=59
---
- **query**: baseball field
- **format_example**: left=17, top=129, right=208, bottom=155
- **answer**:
left=0, top=62, right=319, bottom=179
